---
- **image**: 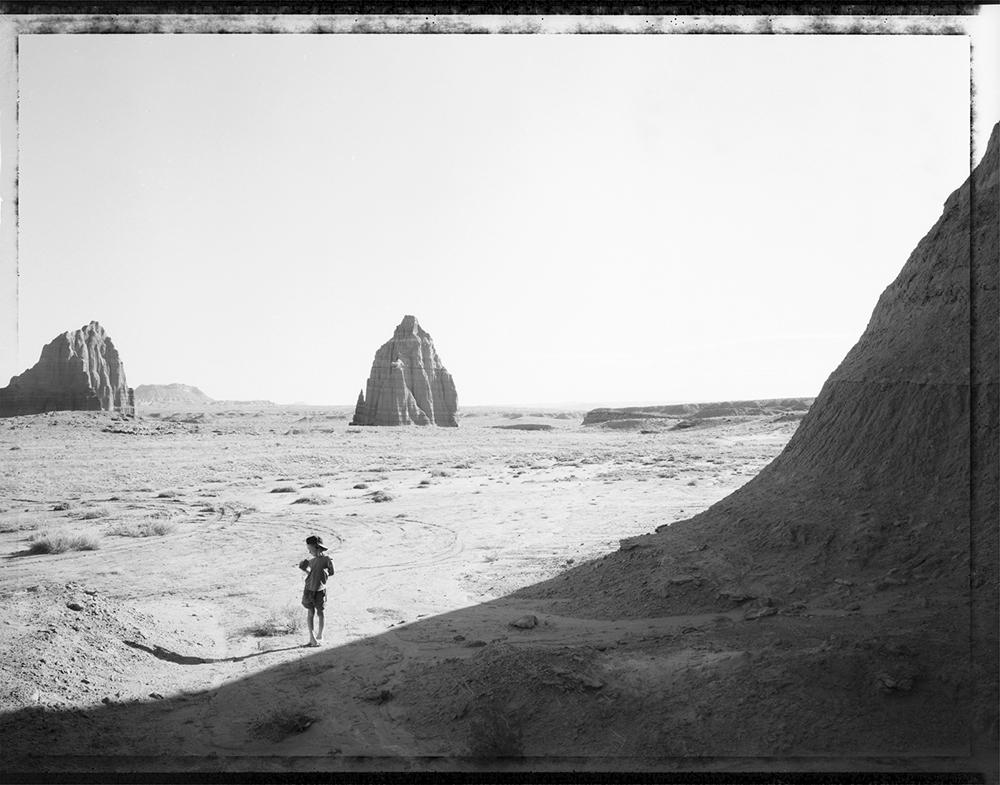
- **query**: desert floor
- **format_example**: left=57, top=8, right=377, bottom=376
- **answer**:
left=0, top=408, right=972, bottom=773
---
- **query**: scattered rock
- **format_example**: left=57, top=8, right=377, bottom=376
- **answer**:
left=359, top=687, right=394, bottom=704
left=509, top=615, right=538, bottom=629
left=875, top=672, right=915, bottom=692
left=744, top=607, right=778, bottom=621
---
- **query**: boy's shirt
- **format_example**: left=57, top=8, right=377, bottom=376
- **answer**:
left=304, top=554, right=335, bottom=591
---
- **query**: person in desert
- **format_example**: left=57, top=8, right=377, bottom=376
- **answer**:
left=299, top=534, right=335, bottom=647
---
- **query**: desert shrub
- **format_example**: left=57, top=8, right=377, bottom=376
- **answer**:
left=27, top=532, right=100, bottom=554
left=107, top=520, right=175, bottom=538
left=75, top=507, right=109, bottom=520
left=301, top=481, right=324, bottom=488
left=466, top=703, right=524, bottom=758
left=249, top=709, right=317, bottom=742
left=270, top=486, right=297, bottom=494
left=51, top=502, right=72, bottom=511
left=291, top=494, right=329, bottom=505
left=156, top=490, right=181, bottom=498
left=247, top=606, right=301, bottom=637
left=430, top=469, right=451, bottom=478
left=369, top=490, right=393, bottom=503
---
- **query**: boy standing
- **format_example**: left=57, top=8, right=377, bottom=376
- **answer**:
left=299, top=535, right=335, bottom=647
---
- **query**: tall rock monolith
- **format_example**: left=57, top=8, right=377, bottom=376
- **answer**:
left=351, top=315, right=458, bottom=427
left=0, top=321, right=135, bottom=418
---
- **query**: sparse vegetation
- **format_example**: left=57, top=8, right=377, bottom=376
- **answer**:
left=51, top=502, right=72, bottom=511
left=27, top=531, right=101, bottom=554
left=156, top=490, right=181, bottom=498
left=270, top=486, right=297, bottom=494
left=74, top=507, right=109, bottom=520
left=246, top=606, right=302, bottom=637
left=301, top=481, right=324, bottom=488
left=249, top=708, right=317, bottom=742
left=0, top=520, right=38, bottom=534
left=369, top=490, right=394, bottom=503
left=291, top=494, right=329, bottom=505
left=106, top=520, right=175, bottom=538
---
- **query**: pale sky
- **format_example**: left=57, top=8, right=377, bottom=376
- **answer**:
left=8, top=27, right=995, bottom=406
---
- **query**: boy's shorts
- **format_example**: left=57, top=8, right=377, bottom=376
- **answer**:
left=302, top=589, right=326, bottom=611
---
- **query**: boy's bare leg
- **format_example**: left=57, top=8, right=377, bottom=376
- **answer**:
left=316, top=610, right=325, bottom=642
left=307, top=608, right=318, bottom=646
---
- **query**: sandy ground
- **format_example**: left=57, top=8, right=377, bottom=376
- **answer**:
left=0, top=408, right=978, bottom=774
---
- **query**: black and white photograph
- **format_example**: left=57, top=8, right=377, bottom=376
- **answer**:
left=0, top=4, right=997, bottom=780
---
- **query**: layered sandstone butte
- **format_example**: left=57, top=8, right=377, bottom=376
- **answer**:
left=351, top=316, right=458, bottom=427
left=134, top=383, right=213, bottom=408
left=0, top=321, right=135, bottom=418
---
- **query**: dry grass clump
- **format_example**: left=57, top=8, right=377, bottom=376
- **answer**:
left=270, top=486, right=297, bottom=494
left=301, top=481, right=324, bottom=488
left=156, top=490, right=181, bottom=498
left=246, top=606, right=302, bottom=637
left=27, top=531, right=101, bottom=554
left=368, top=490, right=394, bottom=503
left=106, top=520, right=175, bottom=538
left=430, top=469, right=452, bottom=477
left=249, top=708, right=317, bottom=742
left=51, top=502, right=72, bottom=511
left=74, top=507, right=109, bottom=521
left=291, top=494, right=330, bottom=505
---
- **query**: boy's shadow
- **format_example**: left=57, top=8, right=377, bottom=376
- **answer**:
left=123, top=640, right=303, bottom=665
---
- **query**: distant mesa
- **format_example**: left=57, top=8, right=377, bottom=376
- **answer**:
left=0, top=321, right=134, bottom=418
left=582, top=398, right=814, bottom=425
left=134, top=383, right=275, bottom=409
left=351, top=315, right=458, bottom=427
left=134, top=383, right=213, bottom=407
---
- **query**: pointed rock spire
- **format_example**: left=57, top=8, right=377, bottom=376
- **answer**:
left=350, top=316, right=458, bottom=427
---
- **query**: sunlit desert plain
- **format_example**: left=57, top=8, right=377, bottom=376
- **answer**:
left=0, top=405, right=811, bottom=769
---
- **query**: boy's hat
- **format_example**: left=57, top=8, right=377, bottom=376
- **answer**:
left=305, top=535, right=328, bottom=551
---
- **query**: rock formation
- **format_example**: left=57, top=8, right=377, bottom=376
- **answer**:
left=0, top=321, right=135, bottom=418
left=514, top=124, right=998, bottom=757
left=583, top=398, right=814, bottom=425
left=133, top=383, right=213, bottom=408
left=351, top=316, right=458, bottom=427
